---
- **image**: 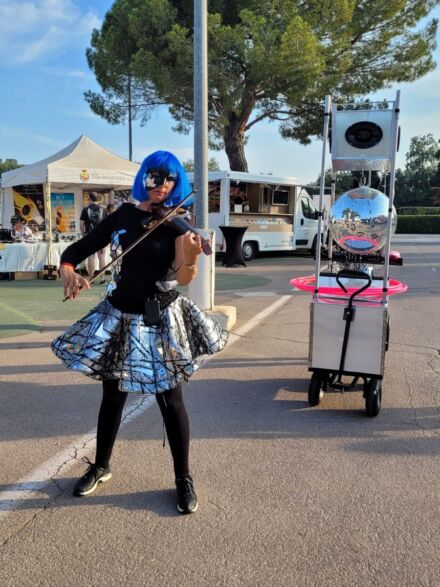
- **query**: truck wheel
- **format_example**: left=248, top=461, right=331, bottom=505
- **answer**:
left=310, top=235, right=317, bottom=256
left=242, top=241, right=257, bottom=261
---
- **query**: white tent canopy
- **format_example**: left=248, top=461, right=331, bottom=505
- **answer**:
left=0, top=136, right=140, bottom=268
left=1, top=134, right=139, bottom=189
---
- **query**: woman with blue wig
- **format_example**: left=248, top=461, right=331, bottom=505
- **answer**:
left=52, top=150, right=228, bottom=514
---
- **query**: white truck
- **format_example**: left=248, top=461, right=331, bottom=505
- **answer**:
left=189, top=171, right=322, bottom=261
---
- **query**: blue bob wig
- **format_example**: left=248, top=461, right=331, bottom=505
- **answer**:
left=132, top=150, right=193, bottom=207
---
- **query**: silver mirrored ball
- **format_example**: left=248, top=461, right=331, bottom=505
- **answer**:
left=330, top=187, right=396, bottom=254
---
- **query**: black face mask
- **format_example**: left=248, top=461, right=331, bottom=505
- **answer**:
left=145, top=169, right=177, bottom=190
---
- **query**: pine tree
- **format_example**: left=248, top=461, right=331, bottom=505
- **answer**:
left=86, top=0, right=439, bottom=170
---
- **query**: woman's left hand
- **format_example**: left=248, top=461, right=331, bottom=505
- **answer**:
left=182, top=231, right=203, bottom=265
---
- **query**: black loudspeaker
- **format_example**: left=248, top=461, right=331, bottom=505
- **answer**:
left=0, top=229, right=13, bottom=242
left=331, top=108, right=395, bottom=172
left=345, top=121, right=383, bottom=149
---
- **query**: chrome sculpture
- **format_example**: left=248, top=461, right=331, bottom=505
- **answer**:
left=329, top=186, right=396, bottom=254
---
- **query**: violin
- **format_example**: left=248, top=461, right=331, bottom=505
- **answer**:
left=63, top=190, right=207, bottom=301
left=146, top=204, right=212, bottom=255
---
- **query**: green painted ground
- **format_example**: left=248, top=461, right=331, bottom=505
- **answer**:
left=0, top=280, right=105, bottom=338
left=0, top=272, right=271, bottom=339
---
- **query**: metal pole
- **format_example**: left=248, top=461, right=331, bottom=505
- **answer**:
left=0, top=188, right=4, bottom=228
left=382, top=90, right=400, bottom=304
left=189, top=0, right=213, bottom=309
left=128, top=75, right=133, bottom=161
left=314, top=95, right=331, bottom=299
left=44, top=180, right=53, bottom=266
left=327, top=172, right=336, bottom=270
left=193, top=0, right=208, bottom=229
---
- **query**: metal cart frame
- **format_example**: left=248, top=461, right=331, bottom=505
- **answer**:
left=308, top=92, right=401, bottom=416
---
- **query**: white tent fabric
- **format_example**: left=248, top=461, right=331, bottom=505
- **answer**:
left=1, top=134, right=139, bottom=188
left=0, top=136, right=140, bottom=269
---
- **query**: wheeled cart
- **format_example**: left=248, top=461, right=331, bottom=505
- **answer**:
left=309, top=270, right=388, bottom=416
left=293, top=269, right=406, bottom=416
left=291, top=91, right=407, bottom=417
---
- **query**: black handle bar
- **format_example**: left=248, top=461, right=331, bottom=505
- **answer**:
left=335, top=269, right=372, bottom=303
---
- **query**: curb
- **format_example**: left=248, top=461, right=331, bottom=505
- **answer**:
left=207, top=305, right=237, bottom=331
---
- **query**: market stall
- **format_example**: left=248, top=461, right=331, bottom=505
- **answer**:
left=0, top=135, right=139, bottom=275
left=0, top=241, right=70, bottom=274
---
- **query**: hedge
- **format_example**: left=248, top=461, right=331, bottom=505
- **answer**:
left=397, top=207, right=440, bottom=215
left=396, top=215, right=440, bottom=234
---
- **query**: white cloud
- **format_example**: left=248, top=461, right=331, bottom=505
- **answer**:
left=41, top=66, right=87, bottom=78
left=401, top=69, right=440, bottom=100
left=61, top=107, right=98, bottom=119
left=0, top=0, right=100, bottom=64
left=0, top=124, right=65, bottom=148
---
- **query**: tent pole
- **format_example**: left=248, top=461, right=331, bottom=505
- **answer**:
left=44, top=181, right=53, bottom=266
left=0, top=187, right=4, bottom=228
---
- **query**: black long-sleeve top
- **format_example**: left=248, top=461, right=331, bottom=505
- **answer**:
left=61, top=203, right=180, bottom=313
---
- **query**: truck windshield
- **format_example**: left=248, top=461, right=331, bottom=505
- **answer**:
left=301, top=198, right=317, bottom=219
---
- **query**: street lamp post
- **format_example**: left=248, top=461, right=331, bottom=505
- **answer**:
left=189, top=0, right=214, bottom=309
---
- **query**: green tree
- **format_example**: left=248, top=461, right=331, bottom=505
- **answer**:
left=84, top=0, right=165, bottom=160
left=395, top=134, right=440, bottom=206
left=86, top=0, right=439, bottom=171
left=182, top=157, right=220, bottom=172
left=0, top=158, right=22, bottom=175
left=430, top=140, right=440, bottom=204
left=312, top=169, right=383, bottom=196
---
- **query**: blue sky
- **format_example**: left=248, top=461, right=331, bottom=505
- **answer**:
left=1, top=0, right=439, bottom=184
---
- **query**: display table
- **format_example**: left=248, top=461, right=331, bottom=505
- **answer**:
left=0, top=242, right=71, bottom=274
left=219, top=226, right=248, bottom=267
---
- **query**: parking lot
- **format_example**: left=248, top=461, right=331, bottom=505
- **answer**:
left=0, top=234, right=439, bottom=586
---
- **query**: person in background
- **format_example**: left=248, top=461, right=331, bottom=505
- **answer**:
left=80, top=192, right=107, bottom=280
left=106, top=203, right=116, bottom=215
left=11, top=216, right=33, bottom=240
left=51, top=150, right=228, bottom=514
left=231, top=192, right=250, bottom=213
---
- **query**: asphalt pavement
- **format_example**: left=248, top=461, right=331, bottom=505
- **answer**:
left=0, top=235, right=439, bottom=587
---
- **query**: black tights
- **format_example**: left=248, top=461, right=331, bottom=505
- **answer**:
left=95, top=379, right=190, bottom=479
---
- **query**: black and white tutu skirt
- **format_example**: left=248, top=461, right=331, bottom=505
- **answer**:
left=51, top=296, right=228, bottom=394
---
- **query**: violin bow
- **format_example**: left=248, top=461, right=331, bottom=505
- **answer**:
left=63, top=190, right=196, bottom=302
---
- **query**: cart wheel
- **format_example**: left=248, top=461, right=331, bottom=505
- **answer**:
left=365, top=378, right=382, bottom=417
left=308, top=373, right=324, bottom=406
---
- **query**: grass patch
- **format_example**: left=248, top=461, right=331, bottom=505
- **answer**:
left=215, top=274, right=271, bottom=290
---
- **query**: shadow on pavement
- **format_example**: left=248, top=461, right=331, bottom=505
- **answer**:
left=1, top=375, right=438, bottom=458
left=0, top=484, right=179, bottom=517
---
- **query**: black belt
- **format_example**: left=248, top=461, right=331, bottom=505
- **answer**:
left=108, top=290, right=179, bottom=314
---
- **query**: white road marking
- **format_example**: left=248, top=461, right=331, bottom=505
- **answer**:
left=227, top=295, right=291, bottom=344
left=234, top=291, right=277, bottom=297
left=0, top=295, right=292, bottom=516
left=0, top=396, right=155, bottom=515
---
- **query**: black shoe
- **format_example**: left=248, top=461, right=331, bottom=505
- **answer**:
left=175, top=475, right=198, bottom=514
left=72, top=459, right=112, bottom=497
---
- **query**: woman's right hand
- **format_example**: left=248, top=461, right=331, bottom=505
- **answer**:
left=60, top=264, right=91, bottom=300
